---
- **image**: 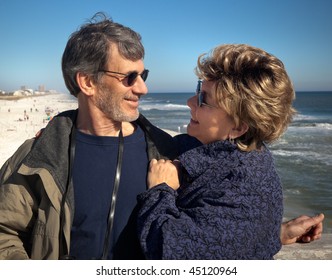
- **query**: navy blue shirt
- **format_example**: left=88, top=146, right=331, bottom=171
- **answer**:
left=70, top=126, right=148, bottom=259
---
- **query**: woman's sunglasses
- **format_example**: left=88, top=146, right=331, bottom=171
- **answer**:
left=196, top=80, right=218, bottom=108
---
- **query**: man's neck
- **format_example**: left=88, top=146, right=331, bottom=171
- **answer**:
left=76, top=105, right=135, bottom=137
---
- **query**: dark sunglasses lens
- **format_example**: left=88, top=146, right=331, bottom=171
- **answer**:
left=196, top=81, right=201, bottom=94
left=127, top=70, right=149, bottom=86
left=141, top=70, right=149, bottom=81
left=196, top=81, right=202, bottom=106
left=198, top=93, right=204, bottom=107
left=127, top=72, right=139, bottom=86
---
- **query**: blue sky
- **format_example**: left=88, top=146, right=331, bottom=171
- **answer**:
left=0, top=0, right=331, bottom=93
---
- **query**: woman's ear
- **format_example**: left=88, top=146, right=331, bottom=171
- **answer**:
left=76, top=72, right=96, bottom=96
left=231, top=122, right=249, bottom=139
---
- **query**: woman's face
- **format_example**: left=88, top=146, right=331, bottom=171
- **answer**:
left=186, top=80, right=237, bottom=144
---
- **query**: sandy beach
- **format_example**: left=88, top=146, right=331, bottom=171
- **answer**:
left=0, top=93, right=78, bottom=166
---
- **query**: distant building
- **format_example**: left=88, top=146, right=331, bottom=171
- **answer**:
left=38, top=85, right=45, bottom=92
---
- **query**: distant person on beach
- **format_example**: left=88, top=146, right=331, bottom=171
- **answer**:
left=0, top=14, right=324, bottom=260
left=136, top=44, right=324, bottom=259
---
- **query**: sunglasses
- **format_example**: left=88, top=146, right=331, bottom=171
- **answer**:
left=99, top=69, right=149, bottom=86
left=196, top=80, right=217, bottom=108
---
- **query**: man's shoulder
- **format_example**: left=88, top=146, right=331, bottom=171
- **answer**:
left=55, top=109, right=77, bottom=117
left=136, top=114, right=178, bottom=159
left=0, top=138, right=36, bottom=182
left=136, top=114, right=172, bottom=139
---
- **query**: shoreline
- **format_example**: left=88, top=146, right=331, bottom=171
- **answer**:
left=0, top=93, right=54, bottom=101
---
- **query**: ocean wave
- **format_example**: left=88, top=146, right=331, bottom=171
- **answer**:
left=289, top=122, right=332, bottom=130
left=272, top=149, right=332, bottom=165
left=315, top=123, right=332, bottom=129
left=140, top=103, right=189, bottom=111
left=293, top=114, right=320, bottom=121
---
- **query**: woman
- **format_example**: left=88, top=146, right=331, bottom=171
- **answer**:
left=137, top=44, right=297, bottom=259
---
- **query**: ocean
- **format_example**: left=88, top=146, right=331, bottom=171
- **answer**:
left=140, top=91, right=332, bottom=233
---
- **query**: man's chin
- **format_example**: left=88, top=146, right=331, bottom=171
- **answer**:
left=119, top=112, right=140, bottom=123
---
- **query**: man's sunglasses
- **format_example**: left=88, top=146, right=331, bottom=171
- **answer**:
left=196, top=80, right=217, bottom=108
left=99, top=69, right=149, bottom=86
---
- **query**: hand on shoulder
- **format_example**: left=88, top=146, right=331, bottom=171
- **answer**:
left=147, top=159, right=181, bottom=190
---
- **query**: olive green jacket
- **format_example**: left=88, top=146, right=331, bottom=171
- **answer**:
left=0, top=110, right=177, bottom=259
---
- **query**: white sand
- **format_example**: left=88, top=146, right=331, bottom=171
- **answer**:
left=0, top=94, right=78, bottom=166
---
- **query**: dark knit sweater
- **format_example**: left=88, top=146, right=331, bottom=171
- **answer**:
left=137, top=137, right=283, bottom=259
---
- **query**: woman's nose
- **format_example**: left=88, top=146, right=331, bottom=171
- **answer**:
left=187, top=95, right=197, bottom=109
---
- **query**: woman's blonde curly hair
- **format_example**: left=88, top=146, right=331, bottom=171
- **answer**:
left=195, top=44, right=296, bottom=151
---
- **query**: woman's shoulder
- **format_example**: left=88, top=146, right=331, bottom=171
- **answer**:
left=174, top=134, right=202, bottom=155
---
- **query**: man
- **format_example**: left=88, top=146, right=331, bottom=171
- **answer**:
left=0, top=13, right=324, bottom=260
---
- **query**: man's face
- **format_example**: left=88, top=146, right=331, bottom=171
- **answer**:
left=93, top=44, right=148, bottom=122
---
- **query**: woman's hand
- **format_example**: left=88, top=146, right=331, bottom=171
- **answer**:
left=280, top=213, right=325, bottom=245
left=147, top=159, right=181, bottom=190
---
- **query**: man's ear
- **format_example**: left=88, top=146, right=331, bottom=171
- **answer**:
left=230, top=122, right=249, bottom=139
left=76, top=72, right=96, bottom=96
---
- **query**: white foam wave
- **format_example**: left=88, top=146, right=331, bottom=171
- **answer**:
left=293, top=114, right=319, bottom=121
left=315, top=123, right=332, bottom=129
left=288, top=123, right=332, bottom=132
left=140, top=103, right=189, bottom=111
left=272, top=149, right=332, bottom=165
